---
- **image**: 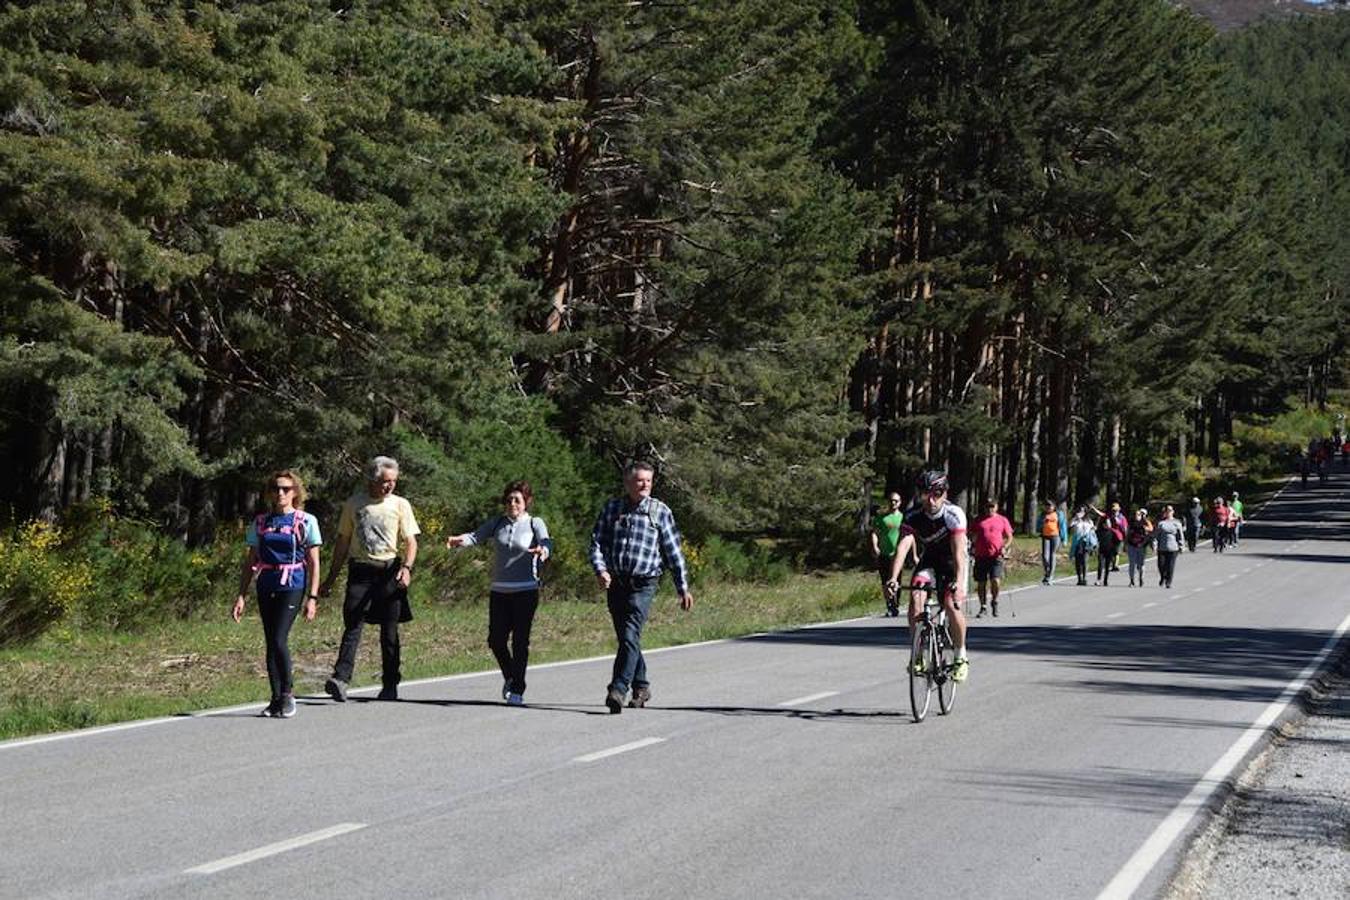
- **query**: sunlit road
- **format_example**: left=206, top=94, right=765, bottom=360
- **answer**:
left=1, top=473, right=1347, bottom=899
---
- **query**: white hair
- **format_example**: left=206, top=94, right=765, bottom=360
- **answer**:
left=366, top=455, right=399, bottom=481
left=625, top=460, right=655, bottom=478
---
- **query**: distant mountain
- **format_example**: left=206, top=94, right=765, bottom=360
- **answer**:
left=1177, top=0, right=1341, bottom=30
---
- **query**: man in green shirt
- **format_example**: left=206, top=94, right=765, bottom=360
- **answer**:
left=1230, top=492, right=1245, bottom=545
left=871, top=492, right=905, bottom=617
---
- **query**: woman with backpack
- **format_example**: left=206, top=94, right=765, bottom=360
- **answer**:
left=232, top=470, right=323, bottom=718
left=447, top=480, right=552, bottom=706
left=1068, top=507, right=1097, bottom=586
left=1090, top=505, right=1124, bottom=586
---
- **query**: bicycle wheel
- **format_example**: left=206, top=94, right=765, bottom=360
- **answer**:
left=908, top=623, right=933, bottom=723
left=936, top=623, right=958, bottom=715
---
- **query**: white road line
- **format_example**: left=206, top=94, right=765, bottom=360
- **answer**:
left=573, top=736, right=666, bottom=763
left=1211, top=580, right=1224, bottom=587
left=1105, top=612, right=1126, bottom=620
left=1097, top=609, right=1350, bottom=900
left=777, top=691, right=840, bottom=708
left=1142, top=602, right=1158, bottom=609
left=185, top=823, right=367, bottom=875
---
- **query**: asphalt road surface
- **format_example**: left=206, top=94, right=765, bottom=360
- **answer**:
left=2, top=473, right=1347, bottom=900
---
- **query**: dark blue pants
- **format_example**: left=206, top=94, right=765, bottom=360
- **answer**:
left=258, top=588, right=303, bottom=701
left=606, top=575, right=659, bottom=694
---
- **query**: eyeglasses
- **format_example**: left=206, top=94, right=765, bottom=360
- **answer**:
left=271, top=484, right=295, bottom=493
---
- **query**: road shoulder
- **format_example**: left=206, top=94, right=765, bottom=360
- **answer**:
left=1167, top=645, right=1350, bottom=899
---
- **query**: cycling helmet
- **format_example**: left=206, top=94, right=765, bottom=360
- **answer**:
left=916, top=470, right=949, bottom=494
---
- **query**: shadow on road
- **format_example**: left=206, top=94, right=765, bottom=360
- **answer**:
left=656, top=704, right=906, bottom=724
left=747, top=623, right=1333, bottom=707
left=958, top=766, right=1202, bottom=814
left=355, top=697, right=613, bottom=716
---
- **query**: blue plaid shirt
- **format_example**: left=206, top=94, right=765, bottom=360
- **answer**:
left=589, top=496, right=690, bottom=595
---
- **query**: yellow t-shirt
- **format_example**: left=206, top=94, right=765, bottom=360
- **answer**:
left=337, top=493, right=421, bottom=562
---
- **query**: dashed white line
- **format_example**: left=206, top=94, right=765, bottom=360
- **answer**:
left=1105, top=612, right=1126, bottom=620
left=1142, top=602, right=1158, bottom=609
left=1211, top=580, right=1224, bottom=587
left=778, top=691, right=840, bottom=708
left=186, top=823, right=367, bottom=875
left=573, top=737, right=666, bottom=763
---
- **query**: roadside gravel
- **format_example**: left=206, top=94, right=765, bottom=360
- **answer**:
left=1168, top=647, right=1350, bottom=899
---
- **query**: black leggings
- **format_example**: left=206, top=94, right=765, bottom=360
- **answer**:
left=1096, top=546, right=1116, bottom=584
left=489, top=590, right=540, bottom=694
left=1157, top=550, right=1179, bottom=586
left=258, top=588, right=303, bottom=701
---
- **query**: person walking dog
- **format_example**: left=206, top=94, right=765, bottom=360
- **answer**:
left=589, top=462, right=693, bottom=714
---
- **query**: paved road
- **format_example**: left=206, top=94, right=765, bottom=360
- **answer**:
left=2, top=473, right=1347, bottom=900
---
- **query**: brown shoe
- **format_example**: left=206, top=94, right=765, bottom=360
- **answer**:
left=628, top=686, right=651, bottom=708
left=605, top=688, right=624, bottom=714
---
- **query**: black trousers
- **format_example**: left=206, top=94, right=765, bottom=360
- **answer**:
left=1157, top=550, right=1179, bottom=586
left=1096, top=547, right=1115, bottom=584
left=258, top=588, right=302, bottom=701
left=332, top=560, right=406, bottom=687
left=488, top=590, right=540, bottom=694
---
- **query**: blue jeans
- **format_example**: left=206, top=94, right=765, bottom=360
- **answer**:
left=1041, top=537, right=1060, bottom=580
left=607, top=575, right=659, bottom=694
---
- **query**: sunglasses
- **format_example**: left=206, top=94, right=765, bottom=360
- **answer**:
left=271, top=484, right=295, bottom=493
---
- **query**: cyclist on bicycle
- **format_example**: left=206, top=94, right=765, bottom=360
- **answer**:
left=886, top=471, right=970, bottom=683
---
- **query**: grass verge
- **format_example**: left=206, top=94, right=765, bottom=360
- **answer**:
left=0, top=532, right=1158, bottom=741
left=0, top=570, right=884, bottom=740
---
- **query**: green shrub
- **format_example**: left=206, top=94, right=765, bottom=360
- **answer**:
left=0, top=521, right=90, bottom=647
left=692, top=536, right=793, bottom=586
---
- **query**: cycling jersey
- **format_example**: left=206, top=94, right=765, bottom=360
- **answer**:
left=901, top=501, right=968, bottom=576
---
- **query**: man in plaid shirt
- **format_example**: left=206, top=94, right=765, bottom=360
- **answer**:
left=590, top=461, right=694, bottom=714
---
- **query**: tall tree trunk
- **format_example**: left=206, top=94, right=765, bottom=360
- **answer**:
left=37, top=418, right=66, bottom=524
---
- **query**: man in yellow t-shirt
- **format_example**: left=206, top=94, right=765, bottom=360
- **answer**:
left=320, top=456, right=421, bottom=701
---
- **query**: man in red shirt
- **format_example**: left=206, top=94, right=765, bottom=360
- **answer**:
left=972, top=499, right=1015, bottom=617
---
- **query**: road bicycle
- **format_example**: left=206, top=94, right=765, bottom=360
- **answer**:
left=907, top=582, right=959, bottom=722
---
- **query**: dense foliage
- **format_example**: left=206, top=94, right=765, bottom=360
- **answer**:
left=0, top=1, right=1346, bottom=637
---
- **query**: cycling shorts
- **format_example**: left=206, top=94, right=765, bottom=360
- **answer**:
left=910, top=568, right=957, bottom=604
